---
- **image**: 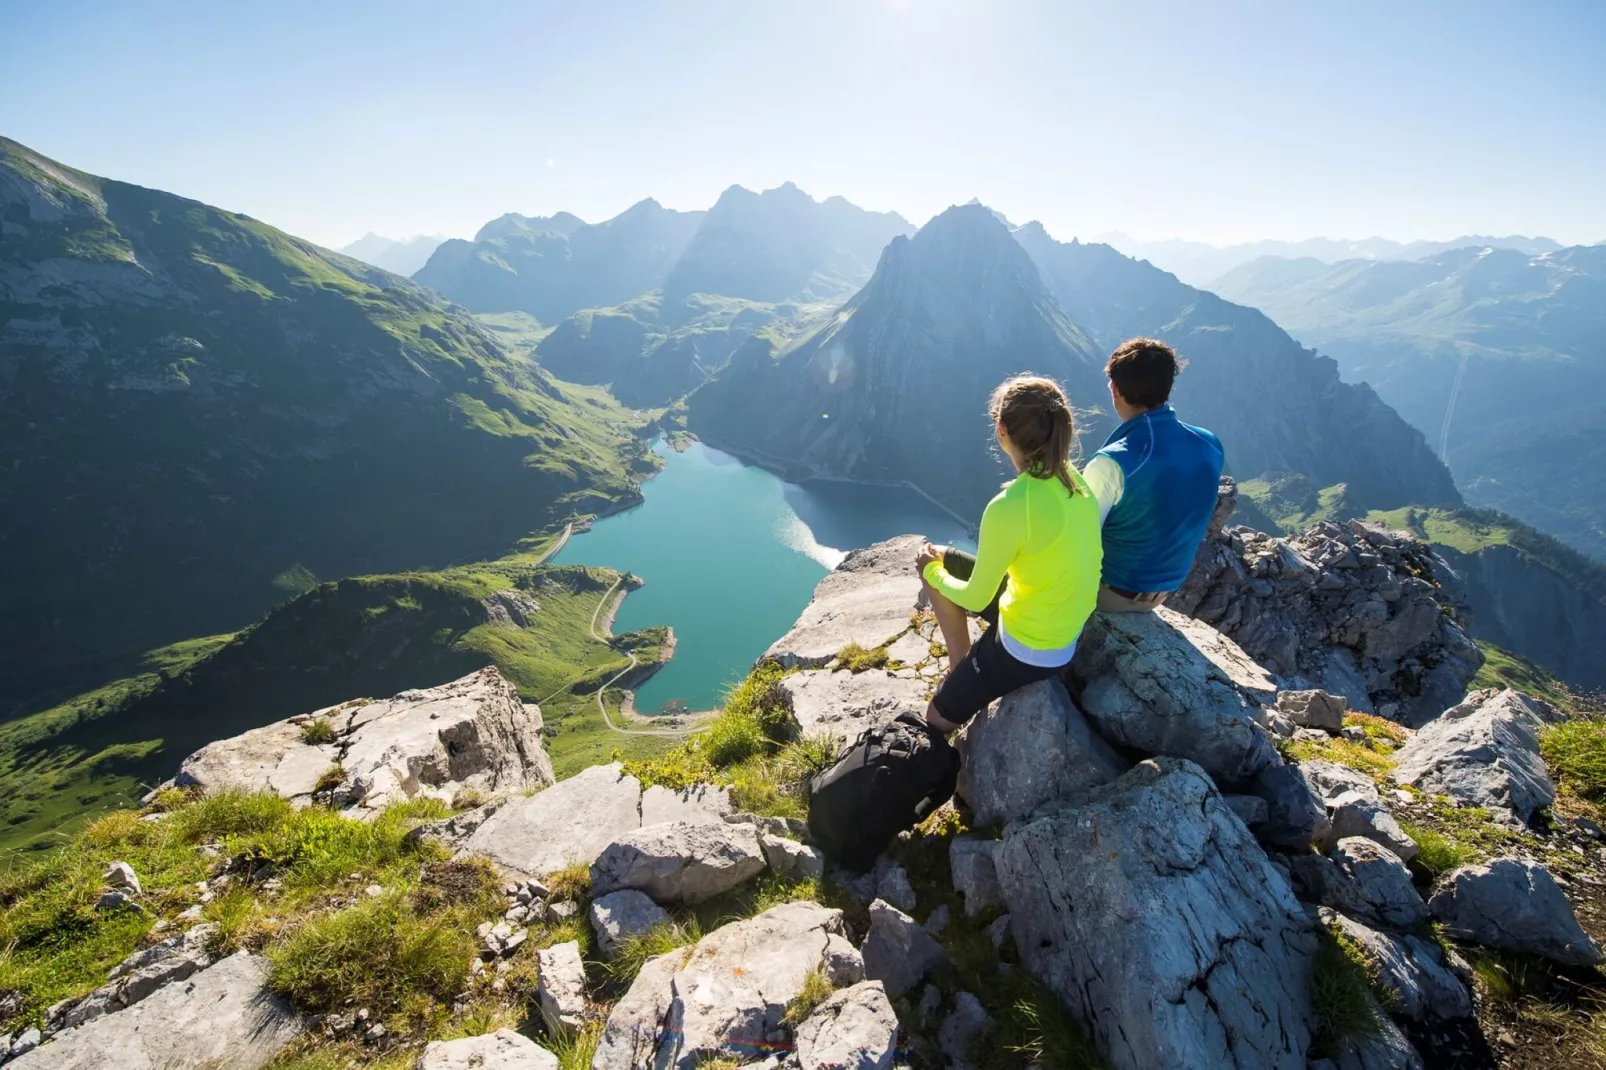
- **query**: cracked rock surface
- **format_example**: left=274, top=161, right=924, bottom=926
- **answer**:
left=997, top=757, right=1317, bottom=1070
left=157, top=666, right=553, bottom=816
left=1391, top=688, right=1561, bottom=825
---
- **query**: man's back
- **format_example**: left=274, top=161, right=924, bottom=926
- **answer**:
left=1085, top=403, right=1224, bottom=595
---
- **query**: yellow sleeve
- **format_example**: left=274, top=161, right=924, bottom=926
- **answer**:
left=922, top=486, right=1023, bottom=613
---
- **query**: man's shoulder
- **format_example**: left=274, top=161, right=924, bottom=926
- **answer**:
left=1179, top=419, right=1224, bottom=456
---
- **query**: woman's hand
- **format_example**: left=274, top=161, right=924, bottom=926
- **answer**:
left=915, top=541, right=942, bottom=572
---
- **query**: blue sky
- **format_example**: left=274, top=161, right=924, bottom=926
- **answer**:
left=4, top=0, right=1603, bottom=248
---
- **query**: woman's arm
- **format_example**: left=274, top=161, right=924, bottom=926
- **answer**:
left=921, top=490, right=1022, bottom=613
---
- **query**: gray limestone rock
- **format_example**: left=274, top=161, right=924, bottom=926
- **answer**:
left=823, top=933, right=866, bottom=987
left=1173, top=514, right=1481, bottom=727
left=7, top=953, right=301, bottom=1070
left=997, top=758, right=1316, bottom=1070
left=589, top=890, right=672, bottom=961
left=987, top=914, right=1012, bottom=952
left=1428, top=857, right=1604, bottom=966
left=591, top=821, right=766, bottom=905
left=419, top=1029, right=559, bottom=1069
left=1322, top=790, right=1418, bottom=862
left=1331, top=838, right=1427, bottom=929
left=937, top=991, right=993, bottom=1070
left=765, top=537, right=925, bottom=667
left=103, top=861, right=140, bottom=893
left=778, top=668, right=927, bottom=743
left=957, top=678, right=1128, bottom=827
left=592, top=901, right=853, bottom=1069
left=1327, top=1003, right=1424, bottom=1070
left=159, top=667, right=554, bottom=815
left=861, top=899, right=949, bottom=999
left=54, top=923, right=216, bottom=1031
left=1275, top=689, right=1348, bottom=732
left=537, top=940, right=588, bottom=1034
left=1222, top=793, right=1269, bottom=829
left=949, top=837, right=1004, bottom=918
left=1322, top=910, right=1471, bottom=1021
left=1391, top=688, right=1560, bottom=825
left=875, top=864, right=917, bottom=913
left=458, top=763, right=642, bottom=877
left=794, top=981, right=898, bottom=1070
left=1286, top=852, right=1375, bottom=920
left=1070, top=608, right=1279, bottom=783
left=760, top=832, right=825, bottom=882
left=1246, top=761, right=1331, bottom=850
left=9, top=1031, right=39, bottom=1059
left=640, top=784, right=732, bottom=827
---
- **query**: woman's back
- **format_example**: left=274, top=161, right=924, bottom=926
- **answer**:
left=995, top=469, right=1102, bottom=650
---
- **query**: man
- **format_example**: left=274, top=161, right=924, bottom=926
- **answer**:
left=1081, top=337, right=1224, bottom=612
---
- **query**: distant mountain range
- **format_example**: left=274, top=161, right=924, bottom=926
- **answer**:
left=689, top=206, right=1460, bottom=519
left=338, top=232, right=449, bottom=275
left=1096, top=231, right=1564, bottom=288
left=1212, top=245, right=1606, bottom=561
left=0, top=137, right=648, bottom=704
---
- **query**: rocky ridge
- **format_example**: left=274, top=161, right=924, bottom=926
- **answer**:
left=8, top=498, right=1604, bottom=1069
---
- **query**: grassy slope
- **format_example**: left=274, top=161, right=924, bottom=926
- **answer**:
left=0, top=551, right=672, bottom=853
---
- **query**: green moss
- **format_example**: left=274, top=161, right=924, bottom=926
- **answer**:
left=1282, top=737, right=1397, bottom=780
left=836, top=642, right=890, bottom=673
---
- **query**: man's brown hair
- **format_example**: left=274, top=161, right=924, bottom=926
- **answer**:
left=1105, top=337, right=1186, bottom=410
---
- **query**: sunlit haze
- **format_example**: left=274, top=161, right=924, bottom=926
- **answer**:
left=5, top=0, right=1604, bottom=249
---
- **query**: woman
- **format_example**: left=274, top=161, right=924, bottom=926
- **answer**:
left=916, top=375, right=1102, bottom=733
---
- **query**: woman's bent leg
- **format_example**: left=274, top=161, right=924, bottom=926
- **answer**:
left=923, top=578, right=972, bottom=671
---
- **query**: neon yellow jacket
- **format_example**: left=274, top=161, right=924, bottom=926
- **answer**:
left=922, top=470, right=1102, bottom=651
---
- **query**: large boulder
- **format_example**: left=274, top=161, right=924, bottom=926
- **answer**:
left=420, top=1030, right=559, bottom=1069
left=458, top=763, right=642, bottom=877
left=860, top=899, right=949, bottom=999
left=641, top=784, right=732, bottom=827
left=8, top=953, right=301, bottom=1070
left=1330, top=837, right=1427, bottom=929
left=1391, top=688, right=1560, bottom=825
left=590, top=821, right=767, bottom=905
left=793, top=981, right=898, bottom=1070
left=49, top=924, right=216, bottom=1031
left=1429, top=857, right=1604, bottom=966
left=1069, top=608, right=1279, bottom=783
left=1174, top=512, right=1482, bottom=727
left=778, top=669, right=928, bottom=742
left=955, top=678, right=1127, bottom=826
left=997, top=758, right=1316, bottom=1070
left=765, top=536, right=924, bottom=667
left=158, top=666, right=554, bottom=815
left=591, top=901, right=854, bottom=1070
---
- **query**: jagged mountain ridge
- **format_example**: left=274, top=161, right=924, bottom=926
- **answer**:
left=412, top=198, right=706, bottom=323
left=1212, top=245, right=1606, bottom=560
left=1013, top=223, right=1464, bottom=514
left=336, top=232, right=448, bottom=276
left=0, top=137, right=646, bottom=703
left=689, top=204, right=1107, bottom=516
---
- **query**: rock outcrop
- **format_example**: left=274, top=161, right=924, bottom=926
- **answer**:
left=1069, top=607, right=1280, bottom=782
left=1323, top=911, right=1471, bottom=1021
left=8, top=953, right=301, bottom=1070
left=778, top=669, right=927, bottom=742
left=456, top=764, right=643, bottom=877
left=590, top=821, right=767, bottom=905
left=1175, top=503, right=1482, bottom=726
left=1391, top=688, right=1560, bottom=825
left=765, top=536, right=926, bottom=667
left=793, top=982, right=898, bottom=1070
left=861, top=899, right=949, bottom=999
left=997, top=758, right=1316, bottom=1070
left=592, top=901, right=860, bottom=1069
left=955, top=678, right=1126, bottom=826
left=590, top=891, right=672, bottom=960
left=156, top=667, right=554, bottom=816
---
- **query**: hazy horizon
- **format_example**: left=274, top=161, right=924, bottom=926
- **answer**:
left=5, top=0, right=1604, bottom=249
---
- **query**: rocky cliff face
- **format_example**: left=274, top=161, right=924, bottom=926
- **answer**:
left=688, top=204, right=1108, bottom=516
left=1438, top=542, right=1606, bottom=690
left=0, top=137, right=645, bottom=700
left=1013, top=224, right=1463, bottom=514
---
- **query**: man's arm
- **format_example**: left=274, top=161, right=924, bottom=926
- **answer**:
left=1081, top=453, right=1124, bottom=526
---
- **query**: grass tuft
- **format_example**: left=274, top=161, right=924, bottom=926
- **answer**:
left=548, top=1019, right=606, bottom=1070
left=1309, top=930, right=1384, bottom=1056
left=544, top=862, right=591, bottom=903
left=835, top=642, right=888, bottom=673
left=1283, top=737, right=1396, bottom=780
left=299, top=719, right=337, bottom=745
left=1398, top=821, right=1478, bottom=878
left=783, top=966, right=835, bottom=1026
left=1542, top=718, right=1606, bottom=804
left=605, top=920, right=701, bottom=987
left=1342, top=712, right=1408, bottom=748
left=1001, top=982, right=1101, bottom=1069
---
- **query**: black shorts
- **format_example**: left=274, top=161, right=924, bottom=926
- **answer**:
left=930, top=550, right=1064, bottom=726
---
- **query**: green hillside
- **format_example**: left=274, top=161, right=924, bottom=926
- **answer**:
left=0, top=552, right=672, bottom=853
left=0, top=137, right=652, bottom=705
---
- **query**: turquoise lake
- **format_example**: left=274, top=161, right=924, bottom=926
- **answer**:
left=552, top=440, right=974, bottom=713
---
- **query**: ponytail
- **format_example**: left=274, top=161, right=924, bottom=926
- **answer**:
left=989, top=375, right=1079, bottom=495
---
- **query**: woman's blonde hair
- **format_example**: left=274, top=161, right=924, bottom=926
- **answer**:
left=989, top=375, right=1079, bottom=495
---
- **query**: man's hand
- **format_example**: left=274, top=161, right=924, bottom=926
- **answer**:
left=915, top=541, right=942, bottom=572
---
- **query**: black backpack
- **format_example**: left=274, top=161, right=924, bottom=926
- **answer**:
left=806, top=712, right=960, bottom=872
